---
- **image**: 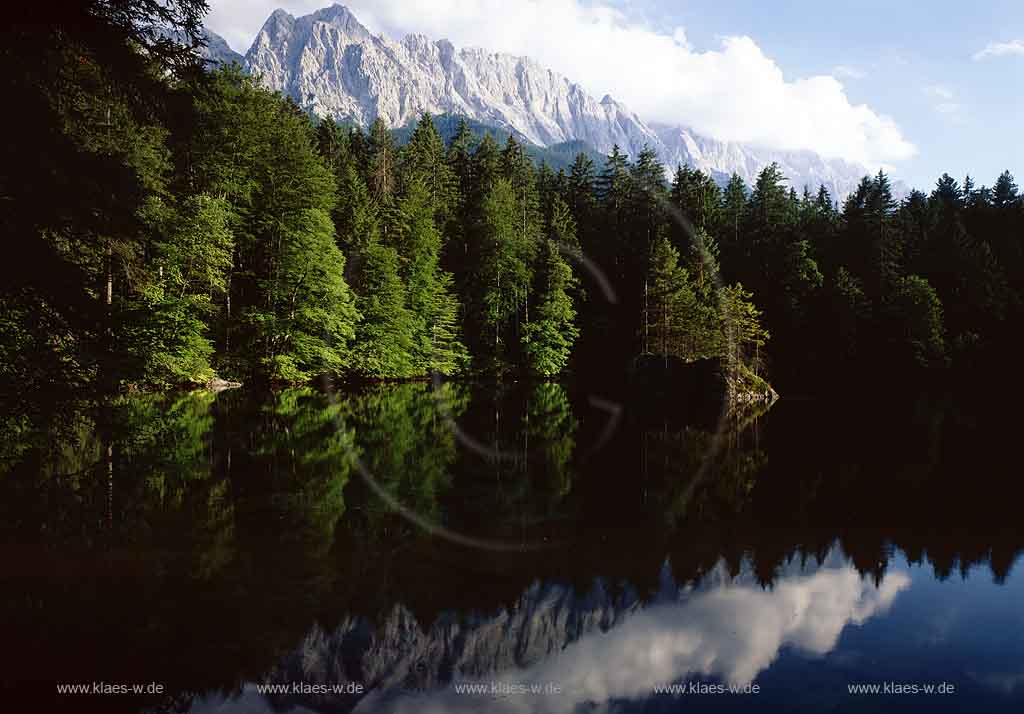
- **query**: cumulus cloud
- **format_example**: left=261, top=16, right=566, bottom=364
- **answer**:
left=973, top=39, right=1024, bottom=61
left=353, top=563, right=910, bottom=713
left=205, top=0, right=915, bottom=167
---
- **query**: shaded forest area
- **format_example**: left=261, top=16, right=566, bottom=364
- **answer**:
left=3, top=0, right=1022, bottom=417
left=3, top=381, right=1022, bottom=711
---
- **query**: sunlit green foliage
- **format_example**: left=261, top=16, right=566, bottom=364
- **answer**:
left=3, top=0, right=1022, bottom=398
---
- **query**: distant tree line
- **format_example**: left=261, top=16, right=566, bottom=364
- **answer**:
left=709, top=164, right=1023, bottom=387
left=3, top=0, right=1021, bottom=405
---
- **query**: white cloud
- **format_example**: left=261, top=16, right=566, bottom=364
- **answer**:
left=205, top=0, right=915, bottom=167
left=354, top=562, right=911, bottom=713
left=973, top=39, right=1024, bottom=61
left=833, top=64, right=866, bottom=79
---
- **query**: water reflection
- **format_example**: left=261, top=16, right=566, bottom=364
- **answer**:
left=1, top=384, right=1023, bottom=712
left=182, top=550, right=908, bottom=714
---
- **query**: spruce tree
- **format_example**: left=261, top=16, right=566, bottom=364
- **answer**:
left=348, top=238, right=417, bottom=378
left=522, top=199, right=580, bottom=377
left=644, top=236, right=697, bottom=362
left=596, top=145, right=631, bottom=279
left=401, top=113, right=457, bottom=227
left=865, top=170, right=900, bottom=296
left=475, top=177, right=535, bottom=371
left=225, top=89, right=359, bottom=382
left=717, top=173, right=748, bottom=279
left=993, top=170, right=1019, bottom=209
left=566, top=152, right=598, bottom=247
left=367, top=117, right=396, bottom=201
left=883, top=275, right=947, bottom=369
left=718, top=283, right=770, bottom=379
left=336, top=166, right=417, bottom=377
left=394, top=176, right=468, bottom=375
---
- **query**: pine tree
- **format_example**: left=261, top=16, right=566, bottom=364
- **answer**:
left=500, top=136, right=544, bottom=257
left=335, top=166, right=417, bottom=377
left=993, top=170, right=1019, bottom=209
left=475, top=177, right=535, bottom=371
left=898, top=189, right=931, bottom=276
left=447, top=118, right=475, bottom=190
left=883, top=275, right=947, bottom=369
left=567, top=153, right=597, bottom=227
left=749, top=163, right=791, bottom=235
left=315, top=116, right=350, bottom=175
left=536, top=161, right=559, bottom=222
left=865, top=170, right=900, bottom=295
left=630, top=147, right=667, bottom=245
left=348, top=237, right=416, bottom=378
left=393, top=176, right=468, bottom=374
left=644, top=236, right=697, bottom=362
left=825, top=267, right=869, bottom=362
left=932, top=173, right=964, bottom=213
left=522, top=199, right=580, bottom=377
left=143, top=193, right=234, bottom=385
left=499, top=136, right=543, bottom=356
left=225, top=88, right=359, bottom=382
left=718, top=283, right=770, bottom=378
left=471, top=133, right=501, bottom=196
left=443, top=117, right=475, bottom=267
left=250, top=207, right=360, bottom=382
left=596, top=145, right=631, bottom=273
left=717, top=173, right=748, bottom=278
left=806, top=184, right=838, bottom=270
left=401, top=113, right=457, bottom=227
left=367, top=117, right=396, bottom=201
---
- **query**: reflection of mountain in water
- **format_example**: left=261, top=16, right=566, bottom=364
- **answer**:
left=192, top=549, right=906, bottom=714
left=3, top=384, right=1023, bottom=712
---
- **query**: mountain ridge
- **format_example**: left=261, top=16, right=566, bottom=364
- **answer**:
left=210, top=4, right=895, bottom=198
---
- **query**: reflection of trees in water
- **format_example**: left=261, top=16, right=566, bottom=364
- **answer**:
left=1, top=387, right=1023, bottom=710
left=0, top=391, right=225, bottom=556
left=343, top=382, right=467, bottom=528
left=633, top=397, right=774, bottom=533
left=2, top=387, right=1022, bottom=588
left=436, top=381, right=579, bottom=535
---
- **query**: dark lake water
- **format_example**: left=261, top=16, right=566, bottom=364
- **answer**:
left=2, top=382, right=1022, bottom=712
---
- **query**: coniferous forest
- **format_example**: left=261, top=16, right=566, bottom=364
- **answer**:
left=3, top=1, right=1023, bottom=414
left=7, top=4, right=1024, bottom=711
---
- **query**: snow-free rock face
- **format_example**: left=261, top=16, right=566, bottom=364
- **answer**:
left=243, top=5, right=656, bottom=151
left=160, top=28, right=243, bottom=67
left=199, top=28, right=244, bottom=66
left=248, top=550, right=908, bottom=714
left=238, top=3, right=879, bottom=198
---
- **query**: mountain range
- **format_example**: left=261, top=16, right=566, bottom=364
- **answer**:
left=185, top=551, right=906, bottom=713
left=203, top=4, right=889, bottom=199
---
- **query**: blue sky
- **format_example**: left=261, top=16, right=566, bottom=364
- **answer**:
left=207, top=0, right=1024, bottom=191
left=649, top=0, right=1024, bottom=190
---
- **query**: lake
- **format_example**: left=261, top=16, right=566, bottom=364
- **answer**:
left=3, top=382, right=1022, bottom=712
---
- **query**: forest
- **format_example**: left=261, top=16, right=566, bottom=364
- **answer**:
left=3, top=0, right=1023, bottom=415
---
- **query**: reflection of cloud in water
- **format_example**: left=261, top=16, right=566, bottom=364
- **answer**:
left=189, top=683, right=319, bottom=714
left=358, top=565, right=909, bottom=714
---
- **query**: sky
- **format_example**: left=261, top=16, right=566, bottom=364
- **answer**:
left=205, top=0, right=1024, bottom=191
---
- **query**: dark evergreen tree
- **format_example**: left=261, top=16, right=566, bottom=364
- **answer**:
left=394, top=176, right=468, bottom=374
left=522, top=203, right=580, bottom=377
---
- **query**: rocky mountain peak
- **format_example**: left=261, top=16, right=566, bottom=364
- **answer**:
left=309, top=3, right=372, bottom=40
left=236, top=4, right=882, bottom=198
